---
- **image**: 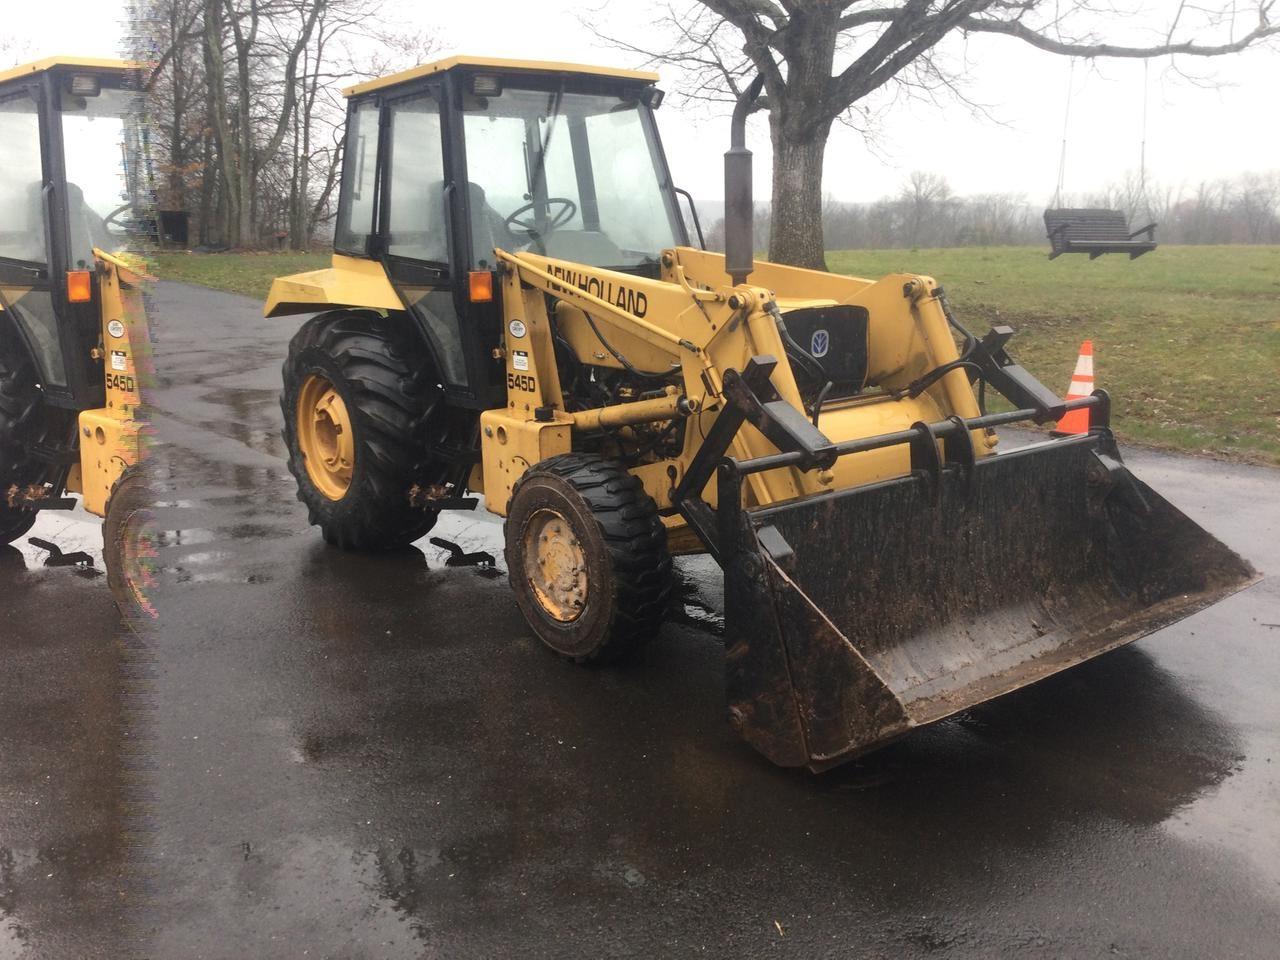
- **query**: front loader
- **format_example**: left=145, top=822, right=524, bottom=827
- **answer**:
left=0, top=58, right=153, bottom=613
left=268, top=57, right=1255, bottom=770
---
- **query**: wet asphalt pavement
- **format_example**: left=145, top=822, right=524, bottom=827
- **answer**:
left=1, top=510, right=134, bottom=958
left=4, top=277, right=1276, bottom=958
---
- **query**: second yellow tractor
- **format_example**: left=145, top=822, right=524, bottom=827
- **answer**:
left=266, top=57, right=1254, bottom=769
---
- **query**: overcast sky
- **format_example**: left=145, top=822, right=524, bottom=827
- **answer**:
left=7, top=0, right=1277, bottom=206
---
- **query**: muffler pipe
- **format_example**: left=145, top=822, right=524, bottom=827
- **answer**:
left=725, top=74, right=765, bottom=287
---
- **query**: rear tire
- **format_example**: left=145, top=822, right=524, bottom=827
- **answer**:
left=281, top=311, right=438, bottom=551
left=0, top=337, right=40, bottom=546
left=505, top=454, right=672, bottom=663
left=0, top=501, right=37, bottom=546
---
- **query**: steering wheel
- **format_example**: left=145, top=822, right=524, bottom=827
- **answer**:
left=103, top=202, right=133, bottom=230
left=504, top=197, right=578, bottom=237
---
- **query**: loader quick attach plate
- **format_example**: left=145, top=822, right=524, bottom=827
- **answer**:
left=720, top=433, right=1258, bottom=771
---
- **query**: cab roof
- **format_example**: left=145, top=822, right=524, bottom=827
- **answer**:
left=0, top=56, right=139, bottom=86
left=343, top=55, right=659, bottom=98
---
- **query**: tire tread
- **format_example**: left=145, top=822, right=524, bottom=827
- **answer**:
left=508, top=453, right=672, bottom=663
left=281, top=311, right=436, bottom=551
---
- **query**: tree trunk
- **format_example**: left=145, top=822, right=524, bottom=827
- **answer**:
left=166, top=2, right=186, bottom=216
left=202, top=0, right=240, bottom=246
left=760, top=5, right=839, bottom=270
left=767, top=116, right=831, bottom=270
left=235, top=46, right=255, bottom=247
left=197, top=130, right=214, bottom=244
left=288, top=115, right=302, bottom=250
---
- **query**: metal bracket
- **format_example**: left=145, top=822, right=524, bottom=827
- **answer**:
left=942, top=415, right=977, bottom=495
left=908, top=421, right=944, bottom=502
left=971, top=326, right=1066, bottom=424
left=719, top=358, right=836, bottom=471
left=672, top=354, right=838, bottom=563
left=28, top=538, right=94, bottom=568
left=756, top=524, right=794, bottom=563
left=429, top=537, right=495, bottom=567
left=1089, top=450, right=1151, bottom=515
left=35, top=497, right=78, bottom=511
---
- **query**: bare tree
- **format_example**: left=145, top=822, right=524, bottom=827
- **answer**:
left=0, top=36, right=33, bottom=67
left=604, top=0, right=1280, bottom=268
left=1236, top=171, right=1280, bottom=243
left=202, top=0, right=323, bottom=247
left=143, top=0, right=433, bottom=249
left=900, top=170, right=952, bottom=245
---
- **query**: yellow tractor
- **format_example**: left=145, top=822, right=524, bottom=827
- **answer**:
left=268, top=58, right=1255, bottom=769
left=0, top=58, right=152, bottom=609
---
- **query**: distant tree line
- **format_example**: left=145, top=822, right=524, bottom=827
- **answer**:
left=704, top=169, right=1280, bottom=251
left=132, top=0, right=433, bottom=250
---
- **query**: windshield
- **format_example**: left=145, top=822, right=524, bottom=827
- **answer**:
left=60, top=84, right=136, bottom=268
left=461, top=86, right=678, bottom=269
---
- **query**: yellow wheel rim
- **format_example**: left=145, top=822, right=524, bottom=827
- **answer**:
left=524, top=508, right=588, bottom=622
left=296, top=374, right=354, bottom=501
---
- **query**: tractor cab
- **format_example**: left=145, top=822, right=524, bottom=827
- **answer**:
left=269, top=56, right=693, bottom=408
left=0, top=58, right=145, bottom=409
left=0, top=57, right=151, bottom=559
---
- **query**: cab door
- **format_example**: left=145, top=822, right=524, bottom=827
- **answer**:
left=0, top=84, right=66, bottom=396
left=377, top=89, right=466, bottom=387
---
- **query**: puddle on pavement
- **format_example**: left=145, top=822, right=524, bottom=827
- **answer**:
left=154, top=528, right=217, bottom=547
left=670, top=558, right=726, bottom=635
left=0, top=913, right=28, bottom=956
left=224, top=418, right=287, bottom=460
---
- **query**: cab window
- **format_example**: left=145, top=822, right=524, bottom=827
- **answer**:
left=0, top=92, right=48, bottom=264
left=334, top=100, right=379, bottom=255
left=384, top=94, right=448, bottom=264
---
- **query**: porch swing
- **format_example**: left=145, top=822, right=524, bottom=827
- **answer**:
left=1044, top=60, right=1158, bottom=260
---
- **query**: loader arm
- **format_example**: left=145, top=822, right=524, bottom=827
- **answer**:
left=489, top=247, right=994, bottom=517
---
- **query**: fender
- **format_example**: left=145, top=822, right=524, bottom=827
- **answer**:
left=264, top=254, right=402, bottom=318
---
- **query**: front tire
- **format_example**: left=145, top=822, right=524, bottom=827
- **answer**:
left=281, top=311, right=437, bottom=551
left=103, top=463, right=157, bottom=620
left=505, top=454, right=672, bottom=663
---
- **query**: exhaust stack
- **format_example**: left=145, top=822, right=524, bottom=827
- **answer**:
left=724, top=75, right=764, bottom=286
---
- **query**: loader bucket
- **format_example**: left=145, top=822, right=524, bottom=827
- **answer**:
left=719, top=433, right=1258, bottom=770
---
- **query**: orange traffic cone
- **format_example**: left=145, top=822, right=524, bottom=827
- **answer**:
left=1053, top=340, right=1094, bottom=435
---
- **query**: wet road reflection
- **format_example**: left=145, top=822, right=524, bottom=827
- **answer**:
left=138, top=280, right=1280, bottom=958
left=0, top=515, right=137, bottom=959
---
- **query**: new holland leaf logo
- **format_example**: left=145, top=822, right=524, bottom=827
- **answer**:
left=810, top=329, right=830, bottom=358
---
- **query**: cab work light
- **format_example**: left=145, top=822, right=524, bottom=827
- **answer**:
left=641, top=86, right=665, bottom=110
left=471, top=74, right=502, bottom=97
left=468, top=270, right=494, bottom=303
left=69, top=74, right=102, bottom=97
left=67, top=270, right=92, bottom=303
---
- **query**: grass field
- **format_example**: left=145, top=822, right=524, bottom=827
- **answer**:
left=829, top=246, right=1279, bottom=464
left=155, top=250, right=330, bottom=299
left=156, top=245, right=1280, bottom=464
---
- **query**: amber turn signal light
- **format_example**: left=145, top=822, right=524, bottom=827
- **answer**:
left=468, top=270, right=494, bottom=303
left=67, top=270, right=92, bottom=303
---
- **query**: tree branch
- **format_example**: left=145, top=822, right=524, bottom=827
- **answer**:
left=962, top=8, right=1279, bottom=58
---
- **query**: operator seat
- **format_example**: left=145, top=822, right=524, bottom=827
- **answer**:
left=414, top=181, right=519, bottom=268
